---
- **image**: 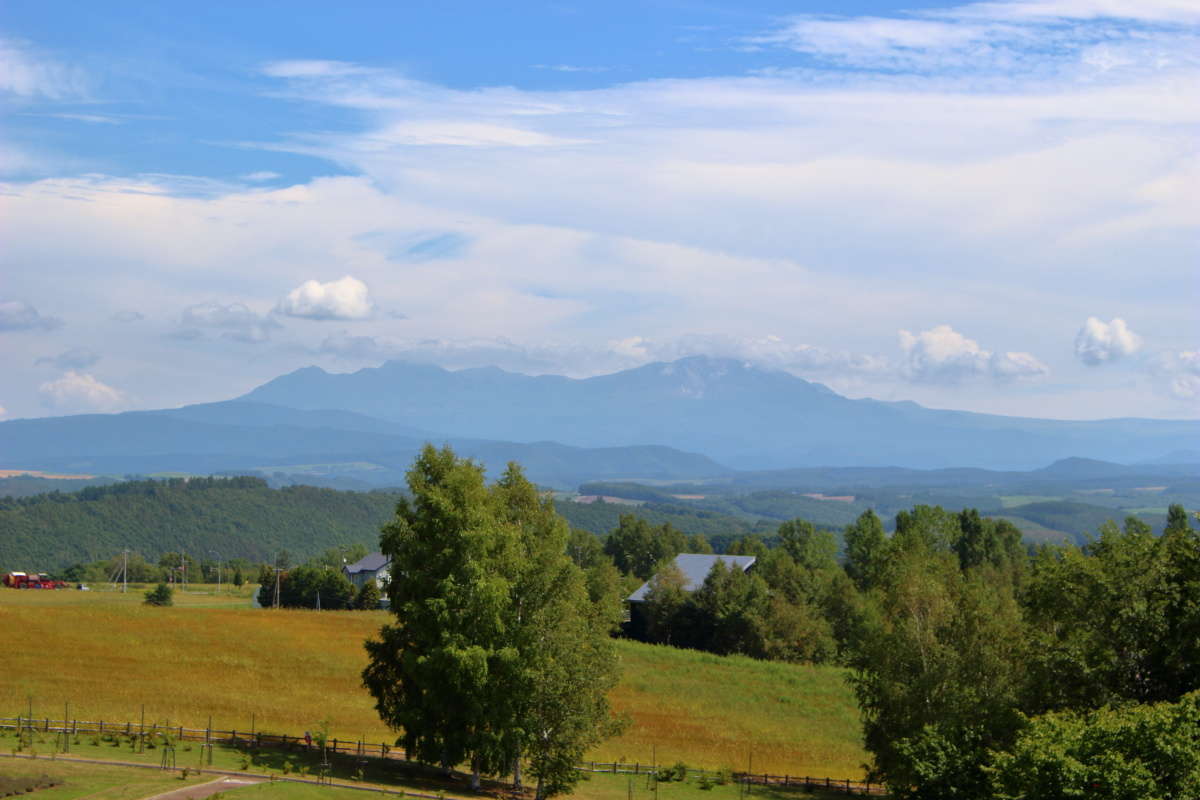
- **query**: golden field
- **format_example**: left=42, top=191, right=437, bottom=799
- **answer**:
left=0, top=586, right=867, bottom=778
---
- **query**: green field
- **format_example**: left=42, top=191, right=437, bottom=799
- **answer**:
left=0, top=758, right=203, bottom=799
left=0, top=586, right=868, bottom=780
left=0, top=752, right=863, bottom=800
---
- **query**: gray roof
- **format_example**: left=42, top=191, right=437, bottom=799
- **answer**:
left=344, top=552, right=390, bottom=574
left=627, top=553, right=757, bottom=603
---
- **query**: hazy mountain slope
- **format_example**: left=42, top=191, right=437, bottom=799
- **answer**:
left=241, top=357, right=1200, bottom=469
left=0, top=401, right=730, bottom=489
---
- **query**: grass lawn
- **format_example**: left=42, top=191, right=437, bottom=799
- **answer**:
left=0, top=587, right=867, bottom=779
left=0, top=758, right=204, bottom=799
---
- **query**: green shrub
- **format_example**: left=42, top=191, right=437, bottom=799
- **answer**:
left=144, top=583, right=174, bottom=606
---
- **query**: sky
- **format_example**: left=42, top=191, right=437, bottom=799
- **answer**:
left=1, top=0, right=1197, bottom=422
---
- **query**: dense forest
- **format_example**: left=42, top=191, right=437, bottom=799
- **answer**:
left=0, top=477, right=399, bottom=571
left=595, top=504, right=1200, bottom=797
left=0, top=477, right=783, bottom=573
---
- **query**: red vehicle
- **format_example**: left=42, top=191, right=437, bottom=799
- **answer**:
left=3, top=572, right=66, bottom=589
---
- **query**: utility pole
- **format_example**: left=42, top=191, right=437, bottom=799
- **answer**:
left=210, top=550, right=221, bottom=593
left=273, top=560, right=282, bottom=609
left=181, top=550, right=186, bottom=591
left=122, top=549, right=128, bottom=593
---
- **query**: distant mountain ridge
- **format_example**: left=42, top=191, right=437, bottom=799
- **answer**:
left=241, top=356, right=1199, bottom=470
left=0, top=400, right=729, bottom=489
left=2, top=357, right=1196, bottom=488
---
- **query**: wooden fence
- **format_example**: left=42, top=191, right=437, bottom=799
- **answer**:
left=0, top=717, right=884, bottom=796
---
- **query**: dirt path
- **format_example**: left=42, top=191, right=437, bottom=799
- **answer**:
left=140, top=776, right=264, bottom=800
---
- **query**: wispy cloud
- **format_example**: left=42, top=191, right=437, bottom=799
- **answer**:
left=180, top=301, right=280, bottom=343
left=0, top=300, right=62, bottom=331
left=754, top=0, right=1200, bottom=80
left=0, top=38, right=87, bottom=99
left=35, top=347, right=99, bottom=370
left=532, top=64, right=612, bottom=73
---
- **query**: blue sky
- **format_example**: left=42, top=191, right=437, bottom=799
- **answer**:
left=1, top=0, right=1197, bottom=423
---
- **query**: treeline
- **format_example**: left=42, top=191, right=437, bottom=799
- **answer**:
left=0, top=477, right=399, bottom=571
left=254, top=555, right=383, bottom=611
left=574, top=503, right=1200, bottom=795
left=60, top=543, right=375, bottom=607
left=555, top=497, right=776, bottom=539
left=847, top=504, right=1200, bottom=797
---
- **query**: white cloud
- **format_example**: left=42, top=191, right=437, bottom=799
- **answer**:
left=38, top=371, right=127, bottom=413
left=606, top=334, right=891, bottom=378
left=180, top=301, right=280, bottom=343
left=757, top=0, right=1200, bottom=78
left=262, top=60, right=378, bottom=79
left=899, top=325, right=1049, bottom=382
left=1147, top=349, right=1200, bottom=399
left=0, top=300, right=62, bottom=331
left=35, top=347, right=100, bottom=370
left=241, top=171, right=281, bottom=182
left=0, top=405, right=6, bottom=419
left=1074, top=316, right=1142, bottom=365
left=276, top=276, right=375, bottom=320
left=0, top=39, right=86, bottom=99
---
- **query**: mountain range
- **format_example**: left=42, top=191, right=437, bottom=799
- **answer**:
left=242, top=356, right=1196, bottom=470
left=1, top=356, right=1196, bottom=489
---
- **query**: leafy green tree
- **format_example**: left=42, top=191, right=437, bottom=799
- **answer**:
left=891, top=505, right=959, bottom=556
left=777, top=518, right=838, bottom=572
left=761, top=594, right=836, bottom=663
left=565, top=528, right=605, bottom=569
left=990, top=692, right=1200, bottom=800
left=640, top=562, right=690, bottom=645
left=725, top=534, right=769, bottom=557
left=256, top=564, right=277, bottom=607
left=850, top=548, right=1027, bottom=797
left=232, top=566, right=244, bottom=587
left=582, top=560, right=627, bottom=632
left=1023, top=515, right=1199, bottom=710
left=492, top=465, right=621, bottom=799
left=1164, top=502, right=1194, bottom=536
left=602, top=515, right=686, bottom=579
left=144, top=582, right=173, bottom=606
left=843, top=509, right=887, bottom=590
left=356, top=579, right=382, bottom=610
left=362, top=446, right=619, bottom=797
left=267, top=565, right=356, bottom=609
left=312, top=543, right=370, bottom=570
left=689, top=560, right=770, bottom=656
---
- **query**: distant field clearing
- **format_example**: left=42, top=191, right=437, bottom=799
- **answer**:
left=0, top=587, right=867, bottom=778
left=0, top=469, right=98, bottom=479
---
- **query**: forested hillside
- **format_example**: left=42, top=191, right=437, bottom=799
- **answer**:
left=0, top=477, right=400, bottom=572
left=1, top=477, right=779, bottom=573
